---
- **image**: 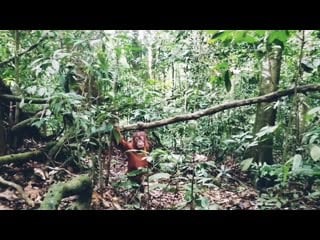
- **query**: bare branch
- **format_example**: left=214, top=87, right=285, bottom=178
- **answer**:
left=0, top=94, right=49, bottom=104
left=121, top=84, right=320, bottom=131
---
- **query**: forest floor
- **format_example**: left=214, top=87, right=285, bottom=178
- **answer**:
left=0, top=140, right=258, bottom=210
left=0, top=156, right=258, bottom=210
left=0, top=140, right=318, bottom=210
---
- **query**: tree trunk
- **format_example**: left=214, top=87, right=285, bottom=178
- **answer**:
left=0, top=123, right=6, bottom=156
left=253, top=45, right=283, bottom=164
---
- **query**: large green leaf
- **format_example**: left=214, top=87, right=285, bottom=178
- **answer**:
left=240, top=158, right=253, bottom=171
left=291, top=154, right=302, bottom=173
left=307, top=107, right=320, bottom=115
left=256, top=125, right=278, bottom=138
left=310, top=145, right=320, bottom=161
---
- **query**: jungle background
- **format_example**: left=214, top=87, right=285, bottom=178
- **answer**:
left=0, top=30, right=320, bottom=210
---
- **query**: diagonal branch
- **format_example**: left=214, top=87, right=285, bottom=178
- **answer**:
left=121, top=84, right=320, bottom=131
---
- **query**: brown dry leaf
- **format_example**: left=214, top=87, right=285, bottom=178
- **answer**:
left=0, top=189, right=19, bottom=201
left=91, top=191, right=101, bottom=206
left=111, top=197, right=122, bottom=210
left=24, top=182, right=41, bottom=202
left=239, top=201, right=252, bottom=209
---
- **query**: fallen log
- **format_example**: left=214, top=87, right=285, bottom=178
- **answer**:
left=0, top=142, right=55, bottom=165
left=0, top=150, right=43, bottom=165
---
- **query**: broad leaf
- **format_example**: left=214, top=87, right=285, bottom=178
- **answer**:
left=307, top=107, right=320, bottom=115
left=149, top=183, right=167, bottom=191
left=310, top=145, right=320, bottom=161
left=256, top=125, right=278, bottom=138
left=149, top=173, right=171, bottom=182
left=291, top=154, right=302, bottom=173
left=51, top=59, right=60, bottom=72
left=240, top=158, right=253, bottom=171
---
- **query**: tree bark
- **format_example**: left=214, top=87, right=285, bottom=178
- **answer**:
left=253, top=45, right=283, bottom=164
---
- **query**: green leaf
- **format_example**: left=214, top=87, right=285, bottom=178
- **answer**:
left=256, top=125, right=278, bottom=138
left=19, top=98, right=25, bottom=108
left=223, top=139, right=237, bottom=144
left=234, top=31, right=256, bottom=43
left=224, top=70, right=231, bottom=92
left=127, top=168, right=147, bottom=177
left=291, top=154, right=302, bottom=173
left=310, top=145, right=320, bottom=161
left=309, top=135, right=318, bottom=144
left=268, top=30, right=290, bottom=45
left=240, top=158, right=253, bottom=171
left=51, top=59, right=60, bottom=72
left=205, top=30, right=218, bottom=35
left=255, top=30, right=267, bottom=36
left=112, top=128, right=121, bottom=144
left=307, top=107, right=320, bottom=115
left=196, top=197, right=210, bottom=209
left=149, top=183, right=167, bottom=191
left=210, top=30, right=225, bottom=39
left=26, top=86, right=37, bottom=95
left=308, top=191, right=320, bottom=199
left=97, top=51, right=107, bottom=65
left=210, top=76, right=218, bottom=84
left=149, top=173, right=171, bottom=182
left=37, top=87, right=47, bottom=97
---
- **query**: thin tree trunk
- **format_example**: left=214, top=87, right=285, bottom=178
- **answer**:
left=13, top=30, right=21, bottom=149
left=253, top=44, right=283, bottom=164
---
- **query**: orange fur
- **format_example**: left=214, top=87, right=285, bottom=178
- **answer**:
left=117, top=129, right=150, bottom=184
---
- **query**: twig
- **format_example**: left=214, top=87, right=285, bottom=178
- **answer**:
left=46, top=166, right=77, bottom=176
left=0, top=176, right=34, bottom=207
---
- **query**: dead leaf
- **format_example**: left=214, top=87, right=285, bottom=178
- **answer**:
left=0, top=189, right=19, bottom=201
left=24, top=182, right=41, bottom=201
left=34, top=168, right=47, bottom=180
